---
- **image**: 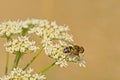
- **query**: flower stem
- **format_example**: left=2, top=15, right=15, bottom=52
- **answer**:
left=23, top=46, right=44, bottom=70
left=12, top=52, right=22, bottom=69
left=38, top=61, right=56, bottom=74
left=5, top=37, right=11, bottom=75
left=5, top=52, right=9, bottom=75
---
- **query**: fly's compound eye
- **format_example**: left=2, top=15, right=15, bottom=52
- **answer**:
left=63, top=47, right=72, bottom=53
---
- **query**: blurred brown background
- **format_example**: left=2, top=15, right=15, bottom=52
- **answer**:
left=0, top=0, right=120, bottom=80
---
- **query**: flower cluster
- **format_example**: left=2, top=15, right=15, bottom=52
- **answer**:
left=0, top=19, right=85, bottom=68
left=46, top=44, right=86, bottom=68
left=4, top=36, right=39, bottom=54
left=0, top=21, right=22, bottom=37
left=0, top=68, right=46, bottom=80
left=0, top=19, right=86, bottom=80
left=28, top=20, right=73, bottom=46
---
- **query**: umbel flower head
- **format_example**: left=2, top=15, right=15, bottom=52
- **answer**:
left=4, top=36, right=39, bottom=54
left=0, top=20, right=22, bottom=37
left=0, top=68, right=46, bottom=80
left=45, top=43, right=86, bottom=68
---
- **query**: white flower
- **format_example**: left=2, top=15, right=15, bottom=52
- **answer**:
left=4, top=36, right=39, bottom=53
left=19, top=19, right=40, bottom=28
left=55, top=58, right=68, bottom=68
left=0, top=21, right=22, bottom=37
left=0, top=68, right=46, bottom=80
left=31, top=74, right=46, bottom=80
left=44, top=43, right=65, bottom=59
left=28, top=20, right=73, bottom=46
left=77, top=57, right=86, bottom=68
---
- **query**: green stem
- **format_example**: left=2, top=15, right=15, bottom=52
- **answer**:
left=5, top=52, right=9, bottom=75
left=23, top=46, right=44, bottom=70
left=12, top=52, right=22, bottom=69
left=38, top=61, right=56, bottom=74
left=5, top=37, right=11, bottom=75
